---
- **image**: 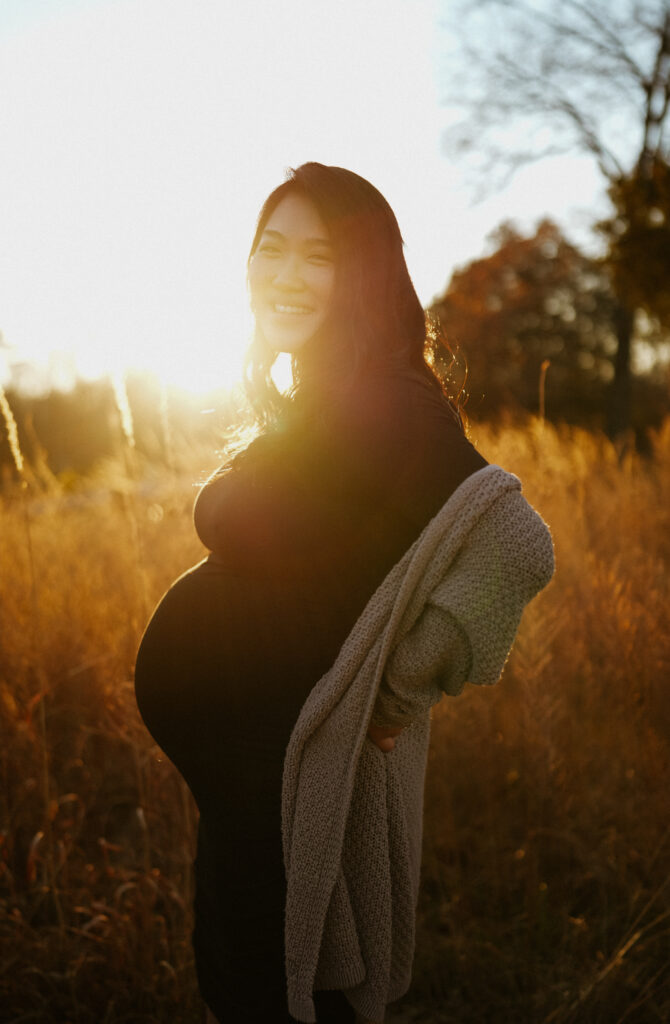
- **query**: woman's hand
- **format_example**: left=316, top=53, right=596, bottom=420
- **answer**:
left=367, top=723, right=404, bottom=752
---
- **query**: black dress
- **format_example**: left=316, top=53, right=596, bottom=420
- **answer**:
left=134, top=372, right=486, bottom=1023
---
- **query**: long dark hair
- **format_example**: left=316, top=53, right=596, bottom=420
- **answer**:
left=242, top=162, right=462, bottom=433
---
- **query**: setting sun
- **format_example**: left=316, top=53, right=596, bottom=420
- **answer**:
left=0, top=0, right=603, bottom=397
left=0, top=0, right=439, bottom=394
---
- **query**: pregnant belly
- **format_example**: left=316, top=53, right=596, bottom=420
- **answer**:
left=134, top=558, right=329, bottom=812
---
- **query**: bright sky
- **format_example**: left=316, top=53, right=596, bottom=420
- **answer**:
left=0, top=0, right=604, bottom=394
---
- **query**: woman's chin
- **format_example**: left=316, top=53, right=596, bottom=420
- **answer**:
left=257, top=310, right=327, bottom=355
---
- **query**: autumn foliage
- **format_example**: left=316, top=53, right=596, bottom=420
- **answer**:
left=431, top=219, right=668, bottom=433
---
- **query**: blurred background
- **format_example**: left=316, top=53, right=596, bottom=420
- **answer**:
left=1, top=2, right=669, bottom=1022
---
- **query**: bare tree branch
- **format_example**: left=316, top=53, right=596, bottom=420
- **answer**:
left=560, top=0, right=649, bottom=84
left=640, top=9, right=670, bottom=162
left=441, top=0, right=670, bottom=194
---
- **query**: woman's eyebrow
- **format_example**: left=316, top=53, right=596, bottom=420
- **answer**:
left=261, top=229, right=332, bottom=247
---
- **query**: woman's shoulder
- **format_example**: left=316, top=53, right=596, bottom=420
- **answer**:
left=320, top=368, right=486, bottom=510
left=332, top=367, right=463, bottom=443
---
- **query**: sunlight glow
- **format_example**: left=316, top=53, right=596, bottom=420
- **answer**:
left=0, top=0, right=439, bottom=395
left=0, top=0, right=604, bottom=396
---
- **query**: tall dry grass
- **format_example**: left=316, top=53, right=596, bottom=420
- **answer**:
left=1, top=416, right=669, bottom=1023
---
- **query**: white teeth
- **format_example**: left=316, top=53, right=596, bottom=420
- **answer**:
left=274, top=304, right=312, bottom=314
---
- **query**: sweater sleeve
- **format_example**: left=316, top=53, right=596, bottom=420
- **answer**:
left=372, top=605, right=471, bottom=726
left=373, top=487, right=555, bottom=726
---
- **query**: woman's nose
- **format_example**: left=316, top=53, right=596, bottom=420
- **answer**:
left=272, top=254, right=304, bottom=288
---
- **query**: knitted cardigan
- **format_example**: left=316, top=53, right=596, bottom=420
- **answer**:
left=282, top=465, right=555, bottom=1023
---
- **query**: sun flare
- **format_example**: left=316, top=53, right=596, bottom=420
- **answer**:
left=0, top=0, right=603, bottom=400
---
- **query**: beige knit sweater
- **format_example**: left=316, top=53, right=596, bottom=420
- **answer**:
left=282, top=465, right=555, bottom=1022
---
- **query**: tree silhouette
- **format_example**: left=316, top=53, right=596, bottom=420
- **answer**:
left=599, top=156, right=670, bottom=326
left=442, top=0, right=670, bottom=435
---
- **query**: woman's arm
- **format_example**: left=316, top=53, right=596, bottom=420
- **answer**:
left=373, top=484, right=555, bottom=727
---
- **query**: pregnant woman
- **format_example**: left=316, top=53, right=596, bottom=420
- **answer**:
left=134, top=162, right=554, bottom=1023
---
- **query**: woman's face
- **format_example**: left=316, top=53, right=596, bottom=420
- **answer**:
left=248, top=192, right=336, bottom=353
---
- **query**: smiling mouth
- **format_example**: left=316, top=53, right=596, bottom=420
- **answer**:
left=272, top=303, right=314, bottom=315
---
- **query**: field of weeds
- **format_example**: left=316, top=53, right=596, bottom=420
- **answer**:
left=1, top=416, right=669, bottom=1023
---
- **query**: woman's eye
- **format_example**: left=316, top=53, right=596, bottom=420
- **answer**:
left=258, top=244, right=280, bottom=256
left=308, top=252, right=333, bottom=265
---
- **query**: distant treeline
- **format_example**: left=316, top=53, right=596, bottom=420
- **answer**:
left=0, top=375, right=235, bottom=487
left=429, top=219, right=669, bottom=442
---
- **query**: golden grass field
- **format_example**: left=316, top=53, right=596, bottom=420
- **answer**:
left=1, top=415, right=669, bottom=1023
